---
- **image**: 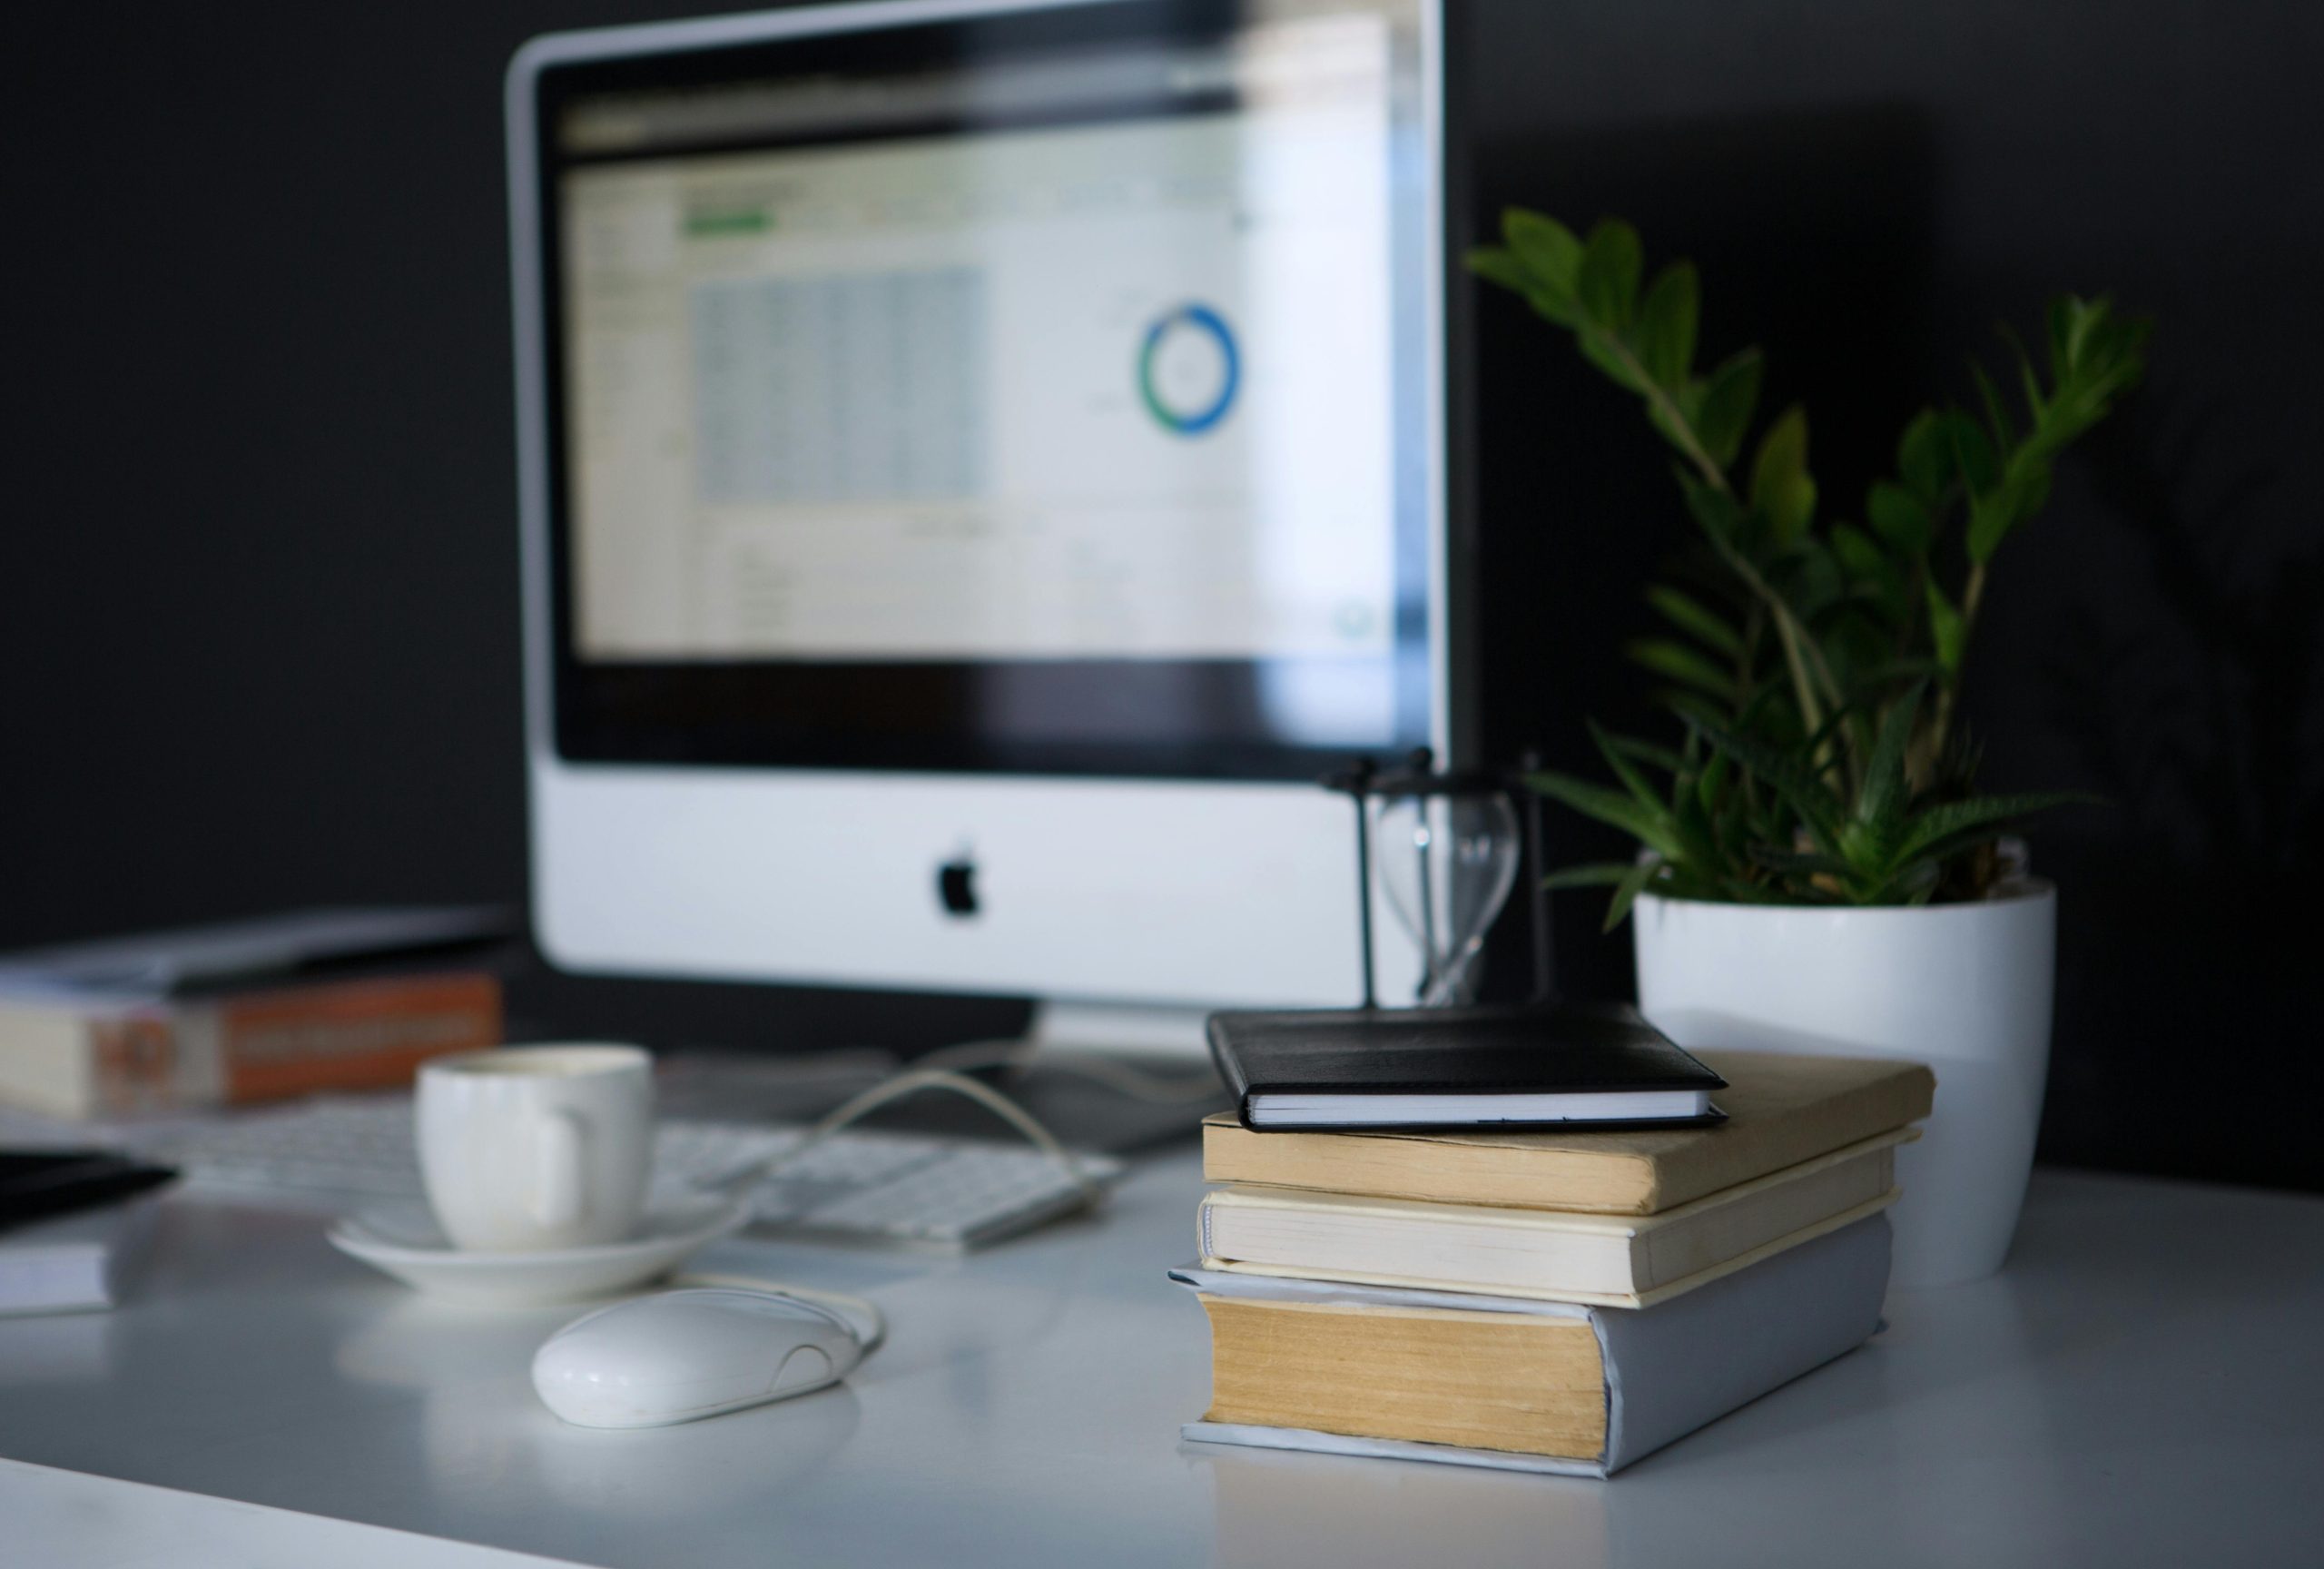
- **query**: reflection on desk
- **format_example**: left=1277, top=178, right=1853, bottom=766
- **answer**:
left=0, top=1160, right=2319, bottom=1569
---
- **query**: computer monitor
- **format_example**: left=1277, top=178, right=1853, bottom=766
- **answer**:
left=507, top=0, right=1466, bottom=1049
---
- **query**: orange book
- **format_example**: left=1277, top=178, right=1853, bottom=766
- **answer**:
left=2, top=972, right=502, bottom=1118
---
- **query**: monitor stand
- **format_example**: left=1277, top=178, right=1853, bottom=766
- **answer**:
left=1027, top=1000, right=1213, bottom=1060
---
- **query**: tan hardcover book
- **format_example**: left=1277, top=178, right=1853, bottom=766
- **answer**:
left=1200, top=1130, right=1905, bottom=1308
left=1179, top=1211, right=1893, bottom=1475
left=1201, top=1050, right=1934, bottom=1216
left=0, top=972, right=503, bottom=1119
left=1204, top=1293, right=1610, bottom=1458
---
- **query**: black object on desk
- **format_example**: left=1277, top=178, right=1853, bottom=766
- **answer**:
left=0, top=1152, right=178, bottom=1236
left=1206, top=1001, right=1728, bottom=1130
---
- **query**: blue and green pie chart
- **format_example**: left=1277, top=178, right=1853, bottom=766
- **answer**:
left=1137, top=303, right=1240, bottom=437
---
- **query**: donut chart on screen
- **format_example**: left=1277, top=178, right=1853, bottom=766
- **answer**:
left=1137, top=303, right=1240, bottom=436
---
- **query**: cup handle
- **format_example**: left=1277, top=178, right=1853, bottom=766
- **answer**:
left=532, top=1110, right=587, bottom=1230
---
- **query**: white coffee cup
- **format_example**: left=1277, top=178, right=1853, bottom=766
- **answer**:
left=417, top=1043, right=655, bottom=1252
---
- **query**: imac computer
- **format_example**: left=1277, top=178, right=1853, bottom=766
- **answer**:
left=507, top=0, right=1467, bottom=1053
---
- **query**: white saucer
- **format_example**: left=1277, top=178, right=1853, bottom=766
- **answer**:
left=327, top=1195, right=752, bottom=1305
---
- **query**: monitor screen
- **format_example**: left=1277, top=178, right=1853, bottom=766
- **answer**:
left=532, top=1, right=1436, bottom=778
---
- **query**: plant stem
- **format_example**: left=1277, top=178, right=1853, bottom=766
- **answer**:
left=1577, top=323, right=1730, bottom=491
left=1928, top=559, right=1987, bottom=763
left=1580, top=323, right=1846, bottom=742
left=1960, top=558, right=1988, bottom=637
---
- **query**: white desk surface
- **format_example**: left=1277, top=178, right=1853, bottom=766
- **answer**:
left=2, top=1156, right=2319, bottom=1569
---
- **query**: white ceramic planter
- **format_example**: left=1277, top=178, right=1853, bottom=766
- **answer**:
left=1632, top=882, right=2056, bottom=1289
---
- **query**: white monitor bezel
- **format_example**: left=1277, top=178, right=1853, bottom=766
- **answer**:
left=507, top=0, right=1456, bottom=1012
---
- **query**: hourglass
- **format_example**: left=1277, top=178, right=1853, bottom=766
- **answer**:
left=1329, top=750, right=1553, bottom=1011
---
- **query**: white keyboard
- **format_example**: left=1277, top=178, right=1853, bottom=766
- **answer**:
left=133, top=1097, right=1122, bottom=1250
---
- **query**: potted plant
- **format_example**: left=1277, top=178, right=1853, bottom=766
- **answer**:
left=1471, top=211, right=2149, bottom=1287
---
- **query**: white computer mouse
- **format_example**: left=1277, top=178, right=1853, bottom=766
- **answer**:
left=533, top=1288, right=866, bottom=1429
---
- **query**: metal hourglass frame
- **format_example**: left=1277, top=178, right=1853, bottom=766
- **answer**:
left=1323, top=747, right=1557, bottom=1011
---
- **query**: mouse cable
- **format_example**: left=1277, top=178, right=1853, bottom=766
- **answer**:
left=693, top=1067, right=1108, bottom=1211
left=666, top=1273, right=888, bottom=1356
left=910, top=1039, right=1225, bottom=1106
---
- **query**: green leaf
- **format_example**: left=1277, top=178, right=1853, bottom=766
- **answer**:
left=1469, top=245, right=1577, bottom=328
left=1660, top=689, right=1731, bottom=737
left=1782, top=536, right=1844, bottom=616
left=2015, top=463, right=2053, bottom=523
left=1896, top=409, right=1948, bottom=503
left=1602, top=859, right=1659, bottom=932
left=1827, top=523, right=1883, bottom=579
left=1466, top=245, right=1530, bottom=294
left=1645, top=584, right=1741, bottom=657
left=1965, top=492, right=2008, bottom=564
left=1864, top=481, right=1932, bottom=556
left=1637, top=262, right=1699, bottom=386
left=1841, top=656, right=1945, bottom=702
left=1994, top=321, right=2047, bottom=429
left=1732, top=676, right=1797, bottom=734
left=1893, top=791, right=2099, bottom=867
left=1606, top=734, right=1685, bottom=774
left=1670, top=764, right=1722, bottom=868
left=1829, top=524, right=1908, bottom=625
left=1590, top=719, right=1667, bottom=814
left=1525, top=771, right=1686, bottom=861
left=1577, top=219, right=1643, bottom=329
left=1674, top=465, right=1745, bottom=542
left=2018, top=350, right=2051, bottom=429
left=1627, top=638, right=1738, bottom=701
left=1942, top=410, right=2000, bottom=495
left=1750, top=405, right=1817, bottom=545
left=1793, top=702, right=1862, bottom=787
left=1925, top=579, right=1966, bottom=675
left=1853, top=684, right=1925, bottom=859
left=1821, top=609, right=1899, bottom=689
left=1645, top=396, right=1693, bottom=457
left=1696, top=745, right=1730, bottom=817
left=2049, top=294, right=2116, bottom=378
left=1538, top=862, right=1640, bottom=891
left=1694, top=350, right=1763, bottom=469
left=1576, top=325, right=1644, bottom=391
left=1502, top=210, right=1583, bottom=298
left=1970, top=358, right=2014, bottom=450
left=2100, top=312, right=2153, bottom=386
left=1682, top=712, right=1846, bottom=858
left=2045, top=296, right=2077, bottom=380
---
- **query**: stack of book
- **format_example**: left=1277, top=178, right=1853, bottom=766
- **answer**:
left=1176, top=1041, right=1935, bottom=1476
left=0, top=908, right=509, bottom=1119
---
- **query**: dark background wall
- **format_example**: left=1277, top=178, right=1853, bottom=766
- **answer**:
left=4, top=3, right=2318, bottom=1188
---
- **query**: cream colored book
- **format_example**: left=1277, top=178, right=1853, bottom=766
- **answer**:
left=1201, top=1051, right=1935, bottom=1216
left=1197, top=1129, right=1908, bottom=1308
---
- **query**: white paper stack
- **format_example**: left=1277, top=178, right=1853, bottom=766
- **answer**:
left=0, top=1199, right=161, bottom=1317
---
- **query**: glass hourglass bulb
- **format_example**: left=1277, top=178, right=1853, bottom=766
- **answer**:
left=1370, top=791, right=1521, bottom=1007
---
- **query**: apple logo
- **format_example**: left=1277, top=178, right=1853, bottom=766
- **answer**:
left=937, top=854, right=980, bottom=918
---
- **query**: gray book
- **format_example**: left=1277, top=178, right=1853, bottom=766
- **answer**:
left=1174, top=1212, right=1889, bottom=1477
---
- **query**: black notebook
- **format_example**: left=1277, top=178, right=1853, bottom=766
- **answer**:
left=1206, top=1002, right=1728, bottom=1131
